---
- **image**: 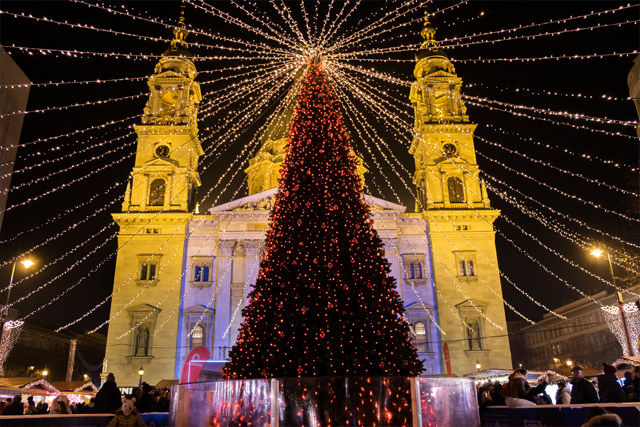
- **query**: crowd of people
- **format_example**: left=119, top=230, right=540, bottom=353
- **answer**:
left=477, top=364, right=640, bottom=408
left=0, top=373, right=170, bottom=419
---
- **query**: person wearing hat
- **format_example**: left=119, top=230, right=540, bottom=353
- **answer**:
left=570, top=365, right=599, bottom=404
left=598, top=363, right=627, bottom=403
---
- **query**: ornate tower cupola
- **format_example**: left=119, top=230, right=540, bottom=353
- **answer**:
left=122, top=10, right=203, bottom=212
left=409, top=13, right=490, bottom=211
left=412, top=13, right=468, bottom=124
left=408, top=12, right=512, bottom=375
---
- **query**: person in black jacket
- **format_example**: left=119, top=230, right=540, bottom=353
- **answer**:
left=598, top=363, right=627, bottom=403
left=95, top=373, right=123, bottom=414
left=2, top=396, right=24, bottom=416
left=570, top=366, right=599, bottom=404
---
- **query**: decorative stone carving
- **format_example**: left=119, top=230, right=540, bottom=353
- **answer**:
left=217, top=240, right=236, bottom=256
left=244, top=240, right=264, bottom=257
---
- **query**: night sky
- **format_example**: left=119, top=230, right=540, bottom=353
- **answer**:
left=0, top=1, right=638, bottom=338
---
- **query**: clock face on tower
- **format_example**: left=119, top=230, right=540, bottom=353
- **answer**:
left=155, top=144, right=170, bottom=158
left=443, top=143, right=457, bottom=157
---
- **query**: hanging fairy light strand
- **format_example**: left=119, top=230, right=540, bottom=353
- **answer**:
left=332, top=67, right=567, bottom=320
left=330, top=61, right=635, bottom=307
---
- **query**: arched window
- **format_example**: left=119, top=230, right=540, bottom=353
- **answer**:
left=148, top=179, right=166, bottom=206
left=194, top=265, right=202, bottom=282
left=417, top=262, right=423, bottom=279
left=415, top=322, right=427, bottom=352
left=201, top=266, right=209, bottom=282
left=447, top=176, right=464, bottom=203
left=409, top=264, right=415, bottom=279
left=191, top=325, right=205, bottom=350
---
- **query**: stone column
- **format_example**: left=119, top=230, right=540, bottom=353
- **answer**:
left=384, top=239, right=401, bottom=299
left=244, top=240, right=264, bottom=305
left=213, top=240, right=235, bottom=359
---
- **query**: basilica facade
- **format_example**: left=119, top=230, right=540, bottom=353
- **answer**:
left=103, top=18, right=512, bottom=386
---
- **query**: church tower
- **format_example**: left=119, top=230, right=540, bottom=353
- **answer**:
left=103, top=14, right=203, bottom=386
left=409, top=15, right=512, bottom=374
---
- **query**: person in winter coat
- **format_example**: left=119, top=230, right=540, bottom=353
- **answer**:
left=570, top=366, right=599, bottom=404
left=598, top=363, right=627, bottom=403
left=95, top=373, right=123, bottom=413
left=556, top=381, right=572, bottom=404
left=502, top=369, right=541, bottom=407
left=2, top=396, right=24, bottom=415
left=49, top=395, right=72, bottom=415
left=107, top=397, right=146, bottom=427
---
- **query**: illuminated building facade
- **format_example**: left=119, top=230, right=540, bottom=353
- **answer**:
left=104, top=18, right=511, bottom=386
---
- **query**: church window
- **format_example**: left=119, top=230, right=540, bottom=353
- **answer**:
left=409, top=264, right=415, bottom=279
left=447, top=176, right=464, bottom=203
left=417, top=263, right=423, bottom=279
left=466, top=260, right=475, bottom=276
left=414, top=321, right=427, bottom=352
left=140, top=263, right=157, bottom=280
left=201, top=266, right=209, bottom=282
left=190, top=325, right=205, bottom=350
left=148, top=179, right=166, bottom=206
left=194, top=265, right=201, bottom=282
left=458, top=260, right=475, bottom=277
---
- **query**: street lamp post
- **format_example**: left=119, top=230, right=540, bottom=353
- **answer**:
left=138, top=366, right=144, bottom=388
left=475, top=359, right=481, bottom=371
left=591, top=248, right=633, bottom=355
left=2, top=259, right=35, bottom=321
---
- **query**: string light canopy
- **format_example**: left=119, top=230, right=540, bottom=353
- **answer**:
left=0, top=0, right=635, bottom=346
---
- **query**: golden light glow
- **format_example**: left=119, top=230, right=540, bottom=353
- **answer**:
left=20, top=259, right=35, bottom=269
left=138, top=367, right=144, bottom=376
left=590, top=248, right=604, bottom=258
left=566, top=360, right=573, bottom=367
left=42, top=369, right=48, bottom=377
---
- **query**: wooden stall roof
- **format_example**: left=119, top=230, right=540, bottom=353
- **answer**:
left=0, top=378, right=59, bottom=393
left=49, top=381, right=98, bottom=393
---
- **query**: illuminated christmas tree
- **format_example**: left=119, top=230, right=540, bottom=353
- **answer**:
left=224, top=63, right=422, bottom=379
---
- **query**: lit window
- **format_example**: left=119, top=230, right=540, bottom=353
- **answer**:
left=191, top=325, right=205, bottom=350
left=140, top=263, right=157, bottom=280
left=415, top=322, right=427, bottom=352
left=148, top=179, right=166, bottom=206
left=467, top=260, right=475, bottom=276
left=194, top=265, right=210, bottom=282
left=459, top=260, right=475, bottom=276
left=447, top=177, right=464, bottom=203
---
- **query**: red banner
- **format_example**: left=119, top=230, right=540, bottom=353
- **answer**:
left=180, top=346, right=211, bottom=384
left=443, top=343, right=452, bottom=377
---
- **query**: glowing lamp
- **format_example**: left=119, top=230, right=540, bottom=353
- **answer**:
left=21, top=259, right=35, bottom=269
left=590, top=248, right=604, bottom=258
